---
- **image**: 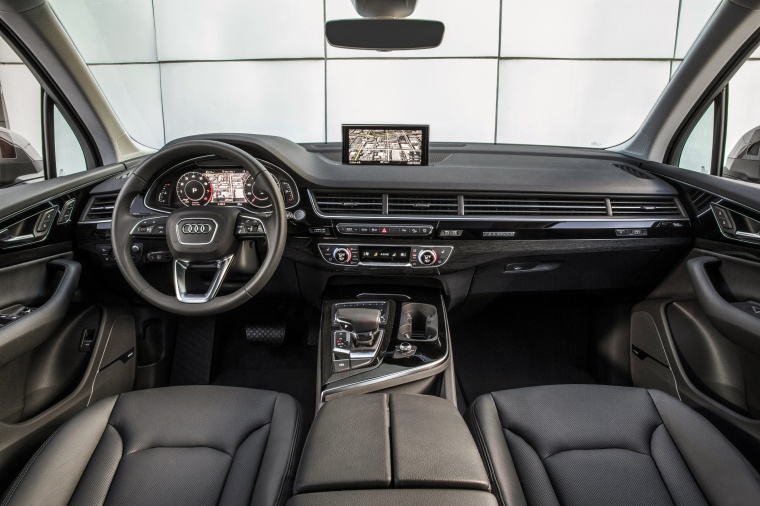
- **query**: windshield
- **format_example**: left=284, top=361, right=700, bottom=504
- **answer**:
left=47, top=0, right=721, bottom=150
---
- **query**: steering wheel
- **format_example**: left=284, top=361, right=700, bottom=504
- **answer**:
left=111, top=140, right=287, bottom=316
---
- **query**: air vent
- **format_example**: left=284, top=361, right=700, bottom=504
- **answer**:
left=686, top=188, right=716, bottom=215
left=388, top=195, right=458, bottom=215
left=609, top=197, right=682, bottom=216
left=82, top=194, right=117, bottom=222
left=313, top=192, right=383, bottom=215
left=615, top=164, right=652, bottom=180
left=463, top=195, right=608, bottom=217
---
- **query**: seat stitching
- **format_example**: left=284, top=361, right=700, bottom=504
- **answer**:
left=215, top=422, right=272, bottom=505
left=120, top=422, right=271, bottom=458
left=273, top=396, right=302, bottom=506
left=248, top=395, right=280, bottom=505
left=505, top=429, right=562, bottom=505
left=649, top=423, right=684, bottom=506
left=1, top=425, right=62, bottom=506
left=648, top=389, right=760, bottom=484
left=468, top=398, right=506, bottom=506
left=545, top=446, right=651, bottom=460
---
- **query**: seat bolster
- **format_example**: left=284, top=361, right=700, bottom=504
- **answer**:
left=252, top=393, right=306, bottom=506
left=467, top=394, right=528, bottom=506
left=649, top=389, right=760, bottom=506
left=1, top=396, right=117, bottom=506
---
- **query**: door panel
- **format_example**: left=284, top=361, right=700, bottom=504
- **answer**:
left=0, top=166, right=136, bottom=490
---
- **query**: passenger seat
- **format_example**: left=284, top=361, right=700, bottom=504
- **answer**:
left=467, top=384, right=760, bottom=506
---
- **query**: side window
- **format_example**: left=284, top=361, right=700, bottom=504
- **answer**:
left=678, top=102, right=714, bottom=174
left=0, top=36, right=87, bottom=187
left=675, top=53, right=760, bottom=184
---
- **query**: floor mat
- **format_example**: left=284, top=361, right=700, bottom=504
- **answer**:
left=211, top=301, right=319, bottom=420
left=450, top=295, right=595, bottom=405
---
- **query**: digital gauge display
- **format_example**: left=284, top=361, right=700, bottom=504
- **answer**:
left=173, top=168, right=290, bottom=209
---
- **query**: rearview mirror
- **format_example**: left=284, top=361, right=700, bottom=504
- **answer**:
left=326, top=19, right=445, bottom=51
left=724, top=126, right=760, bottom=184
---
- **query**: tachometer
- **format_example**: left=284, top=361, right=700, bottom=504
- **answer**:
left=176, top=172, right=212, bottom=206
left=243, top=172, right=281, bottom=208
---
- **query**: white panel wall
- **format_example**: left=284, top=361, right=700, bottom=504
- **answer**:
left=0, top=0, right=750, bottom=153
left=90, top=64, right=165, bottom=148
left=161, top=61, right=325, bottom=143
left=154, top=0, right=325, bottom=61
left=726, top=61, right=760, bottom=156
left=0, top=64, right=41, bottom=152
left=497, top=60, right=671, bottom=147
left=501, top=0, right=679, bottom=58
left=327, top=59, right=498, bottom=142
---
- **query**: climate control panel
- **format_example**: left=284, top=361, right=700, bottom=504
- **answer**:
left=318, top=243, right=453, bottom=268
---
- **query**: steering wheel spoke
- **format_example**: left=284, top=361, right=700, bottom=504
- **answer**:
left=173, top=255, right=234, bottom=303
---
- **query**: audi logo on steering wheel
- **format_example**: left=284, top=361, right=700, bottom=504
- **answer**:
left=181, top=223, right=212, bottom=234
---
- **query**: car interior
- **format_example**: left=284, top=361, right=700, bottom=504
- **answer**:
left=1, top=0, right=760, bottom=505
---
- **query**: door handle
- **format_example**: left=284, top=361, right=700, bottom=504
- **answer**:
left=686, top=256, right=760, bottom=355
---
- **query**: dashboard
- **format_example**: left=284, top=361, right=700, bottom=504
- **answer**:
left=144, top=157, right=299, bottom=212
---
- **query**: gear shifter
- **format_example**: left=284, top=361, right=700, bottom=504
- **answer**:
left=335, top=307, right=382, bottom=347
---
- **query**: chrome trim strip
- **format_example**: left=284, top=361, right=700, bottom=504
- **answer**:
left=308, top=189, right=686, bottom=222
left=320, top=293, right=451, bottom=401
left=173, top=254, right=234, bottom=303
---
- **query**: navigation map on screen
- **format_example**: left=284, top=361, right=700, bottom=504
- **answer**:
left=345, top=127, right=426, bottom=165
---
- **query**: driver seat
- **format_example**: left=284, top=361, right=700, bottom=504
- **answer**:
left=1, top=386, right=304, bottom=506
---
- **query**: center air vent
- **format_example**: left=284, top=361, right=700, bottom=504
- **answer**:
left=388, top=195, right=458, bottom=215
left=463, top=196, right=608, bottom=217
left=312, top=192, right=383, bottom=215
left=82, top=194, right=117, bottom=222
left=609, top=197, right=682, bottom=216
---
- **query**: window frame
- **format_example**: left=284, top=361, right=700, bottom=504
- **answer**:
left=0, top=19, right=100, bottom=180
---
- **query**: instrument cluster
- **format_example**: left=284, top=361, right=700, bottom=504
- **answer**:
left=145, top=158, right=299, bottom=212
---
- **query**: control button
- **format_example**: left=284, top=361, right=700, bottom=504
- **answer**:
left=333, top=331, right=350, bottom=349
left=333, top=360, right=350, bottom=372
left=293, top=209, right=306, bottom=221
left=36, top=208, right=57, bottom=233
left=370, top=227, right=380, bottom=233
left=439, top=229, right=462, bottom=237
left=713, top=207, right=727, bottom=220
left=309, top=227, right=330, bottom=236
left=380, top=227, right=389, bottom=235
left=615, top=228, right=648, bottom=237
left=418, top=249, right=438, bottom=266
left=333, top=247, right=352, bottom=264
left=153, top=224, right=166, bottom=235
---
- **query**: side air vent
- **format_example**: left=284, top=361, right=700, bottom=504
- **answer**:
left=312, top=192, right=383, bottom=215
left=82, top=194, right=118, bottom=222
left=686, top=188, right=716, bottom=215
left=388, top=195, right=458, bottom=215
left=615, top=163, right=652, bottom=180
left=609, top=197, right=682, bottom=216
left=463, top=196, right=608, bottom=216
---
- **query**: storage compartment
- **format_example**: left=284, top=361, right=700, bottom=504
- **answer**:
left=293, top=393, right=494, bottom=502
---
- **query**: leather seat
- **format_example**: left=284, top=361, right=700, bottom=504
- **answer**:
left=467, top=384, right=760, bottom=506
left=1, top=385, right=304, bottom=506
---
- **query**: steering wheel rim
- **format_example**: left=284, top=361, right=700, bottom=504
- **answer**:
left=111, top=139, right=287, bottom=316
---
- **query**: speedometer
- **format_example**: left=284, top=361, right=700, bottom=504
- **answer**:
left=243, top=172, right=281, bottom=208
left=176, top=172, right=212, bottom=206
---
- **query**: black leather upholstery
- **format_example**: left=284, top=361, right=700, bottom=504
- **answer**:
left=287, top=489, right=500, bottom=506
left=468, top=384, right=760, bottom=506
left=294, top=393, right=490, bottom=494
left=2, top=386, right=304, bottom=506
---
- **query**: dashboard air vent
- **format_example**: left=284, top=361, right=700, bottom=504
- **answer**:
left=387, top=195, right=458, bottom=215
left=313, top=192, right=383, bottom=215
left=83, top=194, right=117, bottom=222
left=686, top=188, right=716, bottom=215
left=609, top=197, right=682, bottom=216
left=615, top=164, right=652, bottom=180
left=463, top=195, right=608, bottom=217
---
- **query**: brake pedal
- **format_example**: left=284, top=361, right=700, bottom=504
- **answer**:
left=245, top=321, right=286, bottom=346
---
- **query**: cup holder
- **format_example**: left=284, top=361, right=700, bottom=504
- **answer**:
left=397, top=303, right=439, bottom=342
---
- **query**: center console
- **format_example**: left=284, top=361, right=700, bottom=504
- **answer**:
left=289, top=393, right=498, bottom=506
left=318, top=287, right=453, bottom=403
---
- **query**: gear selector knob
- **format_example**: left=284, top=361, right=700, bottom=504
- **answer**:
left=335, top=308, right=381, bottom=333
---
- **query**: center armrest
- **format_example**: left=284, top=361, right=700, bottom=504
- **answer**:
left=294, top=393, right=491, bottom=494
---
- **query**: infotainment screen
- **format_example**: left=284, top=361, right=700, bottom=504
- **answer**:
left=342, top=125, right=429, bottom=166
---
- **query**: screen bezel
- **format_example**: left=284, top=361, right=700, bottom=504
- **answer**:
left=342, top=124, right=429, bottom=166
